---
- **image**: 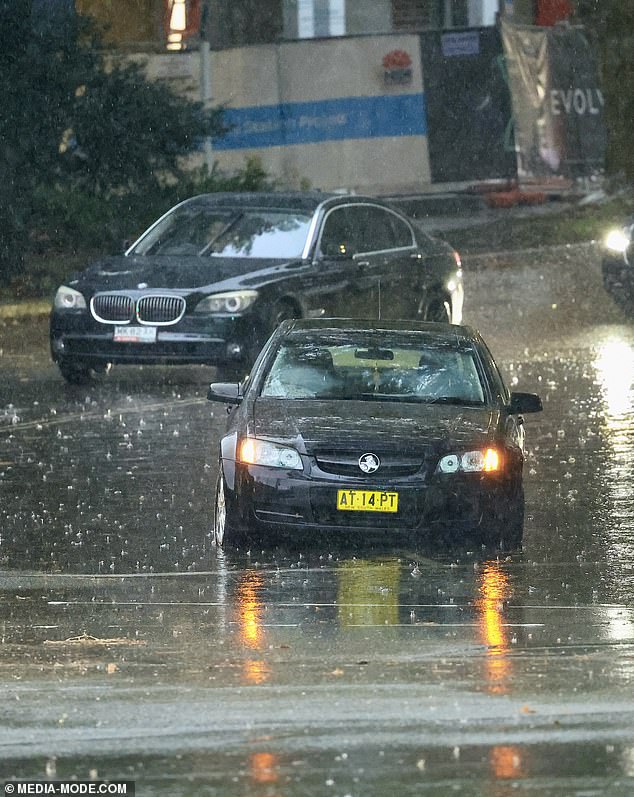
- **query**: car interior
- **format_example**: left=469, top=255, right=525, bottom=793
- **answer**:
left=261, top=343, right=485, bottom=404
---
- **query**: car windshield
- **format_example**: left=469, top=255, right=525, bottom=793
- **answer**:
left=130, top=205, right=313, bottom=258
left=260, top=334, right=486, bottom=404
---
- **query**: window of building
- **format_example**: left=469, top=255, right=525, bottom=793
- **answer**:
left=392, top=0, right=471, bottom=30
left=392, top=0, right=440, bottom=30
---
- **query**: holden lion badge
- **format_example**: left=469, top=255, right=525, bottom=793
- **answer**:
left=358, top=453, right=380, bottom=473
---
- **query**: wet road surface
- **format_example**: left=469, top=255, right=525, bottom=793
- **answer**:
left=0, top=242, right=633, bottom=795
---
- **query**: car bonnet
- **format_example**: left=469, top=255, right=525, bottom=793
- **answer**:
left=251, top=397, right=499, bottom=454
left=79, top=254, right=300, bottom=291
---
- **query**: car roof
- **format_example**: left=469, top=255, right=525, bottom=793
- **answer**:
left=182, top=191, right=397, bottom=214
left=280, top=318, right=481, bottom=345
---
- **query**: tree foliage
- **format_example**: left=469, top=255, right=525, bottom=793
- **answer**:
left=0, top=0, right=225, bottom=280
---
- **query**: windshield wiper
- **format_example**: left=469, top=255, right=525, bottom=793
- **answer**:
left=351, top=393, right=424, bottom=403
left=428, top=396, right=484, bottom=406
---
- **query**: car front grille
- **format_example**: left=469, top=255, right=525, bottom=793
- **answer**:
left=137, top=295, right=186, bottom=325
left=91, top=294, right=135, bottom=323
left=90, top=293, right=186, bottom=326
left=313, top=449, right=425, bottom=478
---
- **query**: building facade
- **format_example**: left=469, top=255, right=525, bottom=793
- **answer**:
left=76, top=1, right=574, bottom=51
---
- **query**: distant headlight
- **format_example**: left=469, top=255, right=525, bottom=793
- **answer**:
left=54, top=285, right=86, bottom=310
left=239, top=437, right=303, bottom=470
left=437, top=448, right=501, bottom=474
left=195, top=290, right=258, bottom=314
left=605, top=228, right=631, bottom=254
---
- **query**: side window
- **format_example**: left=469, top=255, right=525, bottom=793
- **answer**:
left=320, top=207, right=358, bottom=257
left=359, top=207, right=398, bottom=252
left=319, top=205, right=414, bottom=257
left=477, top=343, right=508, bottom=403
left=387, top=212, right=415, bottom=249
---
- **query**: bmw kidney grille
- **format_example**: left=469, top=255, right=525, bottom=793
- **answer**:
left=91, top=293, right=186, bottom=325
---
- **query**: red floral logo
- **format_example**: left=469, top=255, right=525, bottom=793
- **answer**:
left=382, top=50, right=412, bottom=70
left=382, top=50, right=413, bottom=86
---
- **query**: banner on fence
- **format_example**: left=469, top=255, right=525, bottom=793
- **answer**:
left=501, top=20, right=606, bottom=182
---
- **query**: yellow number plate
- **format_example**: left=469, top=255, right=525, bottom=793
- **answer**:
left=337, top=489, right=398, bottom=512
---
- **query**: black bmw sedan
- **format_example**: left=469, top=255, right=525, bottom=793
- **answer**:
left=50, top=192, right=463, bottom=383
left=207, top=319, right=542, bottom=549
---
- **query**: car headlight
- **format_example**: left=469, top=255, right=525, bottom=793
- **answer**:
left=238, top=437, right=303, bottom=470
left=436, top=448, right=501, bottom=474
left=195, top=290, right=258, bottom=314
left=54, top=285, right=87, bottom=310
left=605, top=228, right=631, bottom=254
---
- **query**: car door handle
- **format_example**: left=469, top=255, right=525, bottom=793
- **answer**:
left=356, top=260, right=370, bottom=269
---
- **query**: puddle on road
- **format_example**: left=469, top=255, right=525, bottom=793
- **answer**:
left=1, top=550, right=634, bottom=793
left=1, top=259, right=634, bottom=793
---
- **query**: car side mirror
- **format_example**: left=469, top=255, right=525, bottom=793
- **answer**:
left=509, top=391, right=543, bottom=414
left=207, top=382, right=243, bottom=404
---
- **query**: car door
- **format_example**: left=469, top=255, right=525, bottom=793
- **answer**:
left=356, top=205, right=422, bottom=321
left=316, top=203, right=399, bottom=320
left=313, top=204, right=375, bottom=319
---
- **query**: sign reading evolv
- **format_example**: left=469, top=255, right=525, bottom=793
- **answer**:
left=501, top=20, right=606, bottom=181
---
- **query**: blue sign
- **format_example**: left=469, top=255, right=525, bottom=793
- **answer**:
left=441, top=32, right=481, bottom=58
left=214, top=93, right=427, bottom=151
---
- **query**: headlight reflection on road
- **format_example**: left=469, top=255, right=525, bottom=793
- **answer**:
left=237, top=570, right=265, bottom=648
left=592, top=337, right=634, bottom=604
left=249, top=751, right=281, bottom=786
left=594, top=338, right=634, bottom=419
left=236, top=570, right=271, bottom=685
left=477, top=564, right=529, bottom=784
left=476, top=562, right=512, bottom=695
left=489, top=745, right=525, bottom=781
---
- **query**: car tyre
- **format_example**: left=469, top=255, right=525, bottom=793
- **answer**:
left=213, top=466, right=244, bottom=548
left=58, top=360, right=93, bottom=385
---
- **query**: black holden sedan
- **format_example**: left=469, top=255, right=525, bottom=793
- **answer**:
left=49, top=191, right=463, bottom=383
left=601, top=218, right=634, bottom=313
left=207, top=319, right=542, bottom=549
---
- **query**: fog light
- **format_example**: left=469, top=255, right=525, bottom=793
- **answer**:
left=52, top=337, right=66, bottom=353
left=226, top=342, right=243, bottom=359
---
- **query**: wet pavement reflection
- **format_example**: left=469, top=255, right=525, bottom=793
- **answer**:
left=1, top=246, right=633, bottom=794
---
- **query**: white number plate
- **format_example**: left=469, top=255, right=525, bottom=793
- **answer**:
left=113, top=325, right=157, bottom=343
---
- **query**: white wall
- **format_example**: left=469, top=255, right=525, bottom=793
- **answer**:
left=206, top=34, right=432, bottom=194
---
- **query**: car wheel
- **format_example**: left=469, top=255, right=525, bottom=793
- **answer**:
left=420, top=294, right=451, bottom=323
left=213, top=467, right=244, bottom=548
left=58, top=360, right=93, bottom=385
